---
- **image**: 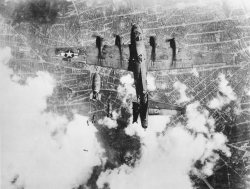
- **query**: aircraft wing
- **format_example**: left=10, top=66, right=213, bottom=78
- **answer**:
left=145, top=43, right=173, bottom=71
left=84, top=43, right=130, bottom=70
left=145, top=34, right=194, bottom=71
left=52, top=36, right=193, bottom=72
left=148, top=100, right=185, bottom=115
left=51, top=35, right=131, bottom=71
left=83, top=42, right=176, bottom=71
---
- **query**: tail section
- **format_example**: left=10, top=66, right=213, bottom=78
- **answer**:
left=148, top=100, right=186, bottom=115
left=132, top=93, right=149, bottom=129
left=132, top=102, right=140, bottom=123
left=139, top=93, right=148, bottom=129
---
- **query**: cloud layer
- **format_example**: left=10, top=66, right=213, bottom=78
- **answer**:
left=0, top=47, right=104, bottom=189
left=117, top=74, right=136, bottom=104
left=97, top=81, right=230, bottom=189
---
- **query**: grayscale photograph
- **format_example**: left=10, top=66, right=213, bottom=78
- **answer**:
left=0, top=0, right=250, bottom=188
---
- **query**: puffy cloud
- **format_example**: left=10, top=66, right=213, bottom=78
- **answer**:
left=120, top=73, right=134, bottom=85
left=79, top=0, right=221, bottom=10
left=174, top=81, right=192, bottom=104
left=186, top=102, right=214, bottom=133
left=0, top=47, right=104, bottom=189
left=191, top=68, right=199, bottom=77
left=0, top=46, right=12, bottom=64
left=117, top=74, right=136, bottom=104
left=208, top=73, right=237, bottom=110
left=98, top=117, right=118, bottom=129
left=98, top=110, right=120, bottom=129
left=97, top=102, right=230, bottom=189
left=217, top=74, right=236, bottom=100
left=125, top=115, right=171, bottom=137
left=246, top=88, right=250, bottom=96
left=147, top=74, right=156, bottom=91
left=97, top=82, right=230, bottom=189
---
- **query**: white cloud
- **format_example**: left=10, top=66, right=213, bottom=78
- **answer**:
left=98, top=111, right=230, bottom=189
left=174, top=81, right=192, bottom=104
left=191, top=68, right=199, bottom=77
left=120, top=74, right=134, bottom=85
left=117, top=74, right=136, bottom=104
left=208, top=73, right=236, bottom=110
left=98, top=117, right=118, bottom=129
left=0, top=47, right=104, bottom=189
left=125, top=115, right=171, bottom=137
left=98, top=110, right=120, bottom=129
left=186, top=102, right=214, bottom=134
left=147, top=74, right=156, bottom=91
left=97, top=92, right=230, bottom=189
left=246, top=88, right=250, bottom=96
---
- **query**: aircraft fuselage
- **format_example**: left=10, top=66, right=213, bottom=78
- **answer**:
left=129, top=24, right=149, bottom=128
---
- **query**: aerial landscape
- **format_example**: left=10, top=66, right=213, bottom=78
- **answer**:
left=0, top=0, right=250, bottom=188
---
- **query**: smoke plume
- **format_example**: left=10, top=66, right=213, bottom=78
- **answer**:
left=0, top=47, right=104, bottom=189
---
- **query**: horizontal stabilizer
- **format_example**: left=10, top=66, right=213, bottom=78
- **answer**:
left=148, top=100, right=185, bottom=114
left=148, top=109, right=179, bottom=115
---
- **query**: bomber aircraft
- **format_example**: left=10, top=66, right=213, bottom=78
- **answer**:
left=55, top=24, right=185, bottom=129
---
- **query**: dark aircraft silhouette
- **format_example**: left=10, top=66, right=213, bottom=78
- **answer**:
left=56, top=24, right=185, bottom=129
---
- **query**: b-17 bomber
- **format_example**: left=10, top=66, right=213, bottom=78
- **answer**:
left=52, top=23, right=185, bottom=128
left=0, top=0, right=250, bottom=189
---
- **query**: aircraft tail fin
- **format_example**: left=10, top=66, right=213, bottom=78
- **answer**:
left=139, top=93, right=149, bottom=129
left=132, top=102, right=140, bottom=123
